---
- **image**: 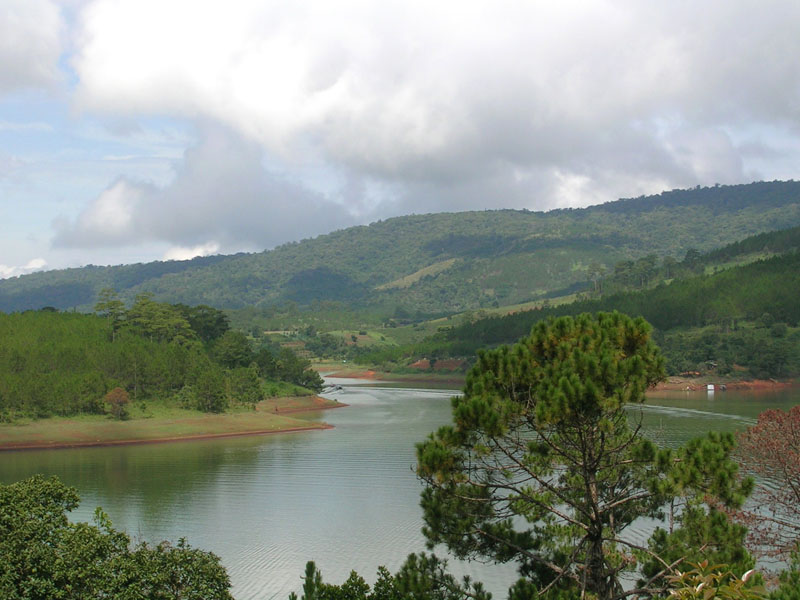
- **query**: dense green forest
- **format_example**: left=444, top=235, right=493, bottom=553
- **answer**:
left=2, top=181, right=800, bottom=314
left=442, top=253, right=800, bottom=378
left=590, top=224, right=800, bottom=297
left=0, top=294, right=322, bottom=421
left=444, top=252, right=800, bottom=342
left=343, top=226, right=800, bottom=379
left=4, top=189, right=800, bottom=597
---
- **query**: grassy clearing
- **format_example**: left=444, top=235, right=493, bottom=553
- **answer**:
left=0, top=395, right=342, bottom=450
left=326, top=329, right=396, bottom=348
left=375, top=258, right=457, bottom=290
left=702, top=251, right=776, bottom=275
left=478, top=293, right=581, bottom=316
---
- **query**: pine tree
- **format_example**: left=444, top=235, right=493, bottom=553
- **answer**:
left=416, top=312, right=751, bottom=600
left=94, top=287, right=126, bottom=341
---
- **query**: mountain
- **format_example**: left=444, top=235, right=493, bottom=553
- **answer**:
left=2, top=180, right=800, bottom=314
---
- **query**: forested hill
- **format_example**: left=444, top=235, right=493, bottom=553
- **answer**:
left=2, top=180, right=800, bottom=313
left=429, top=247, right=800, bottom=378
left=444, top=251, right=800, bottom=349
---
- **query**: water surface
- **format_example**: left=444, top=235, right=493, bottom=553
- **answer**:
left=1, top=385, right=797, bottom=599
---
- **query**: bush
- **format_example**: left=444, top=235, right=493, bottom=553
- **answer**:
left=0, top=475, right=233, bottom=599
left=104, top=387, right=130, bottom=420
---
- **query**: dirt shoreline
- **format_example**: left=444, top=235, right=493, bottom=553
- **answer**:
left=326, top=369, right=796, bottom=393
left=653, top=377, right=796, bottom=391
left=0, top=397, right=348, bottom=453
left=325, top=369, right=465, bottom=387
left=0, top=423, right=335, bottom=452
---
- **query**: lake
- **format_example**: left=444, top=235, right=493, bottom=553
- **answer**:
left=1, top=382, right=798, bottom=599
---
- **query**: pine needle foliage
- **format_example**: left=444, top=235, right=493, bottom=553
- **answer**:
left=416, top=312, right=752, bottom=600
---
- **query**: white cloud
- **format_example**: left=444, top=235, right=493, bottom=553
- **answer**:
left=0, top=258, right=48, bottom=279
left=52, top=124, right=355, bottom=251
left=0, top=152, right=24, bottom=179
left=31, top=0, right=799, bottom=270
left=53, top=178, right=147, bottom=246
left=68, top=0, right=800, bottom=215
left=162, top=242, right=220, bottom=261
left=665, top=128, right=744, bottom=185
left=0, top=0, right=63, bottom=94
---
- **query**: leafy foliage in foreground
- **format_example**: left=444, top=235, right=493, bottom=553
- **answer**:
left=288, top=556, right=491, bottom=600
left=771, top=553, right=800, bottom=600
left=0, top=475, right=233, bottom=600
left=665, top=561, right=765, bottom=600
left=734, top=406, right=800, bottom=562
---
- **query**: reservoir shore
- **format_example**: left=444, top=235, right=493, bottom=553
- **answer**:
left=0, top=395, right=345, bottom=452
left=324, top=366, right=795, bottom=393
left=1, top=374, right=794, bottom=452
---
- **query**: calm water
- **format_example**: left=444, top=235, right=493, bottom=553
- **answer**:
left=1, top=383, right=798, bottom=599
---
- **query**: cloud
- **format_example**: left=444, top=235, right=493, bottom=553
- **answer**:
left=71, top=0, right=800, bottom=208
left=162, top=242, right=220, bottom=261
left=44, top=0, right=800, bottom=266
left=53, top=124, right=355, bottom=251
left=53, top=178, right=149, bottom=247
left=0, top=258, right=48, bottom=279
left=0, top=152, right=25, bottom=179
left=0, top=0, right=63, bottom=94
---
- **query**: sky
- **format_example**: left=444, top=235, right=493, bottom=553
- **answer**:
left=2, top=1, right=800, bottom=278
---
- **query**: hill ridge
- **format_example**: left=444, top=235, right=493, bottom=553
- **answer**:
left=2, top=180, right=800, bottom=313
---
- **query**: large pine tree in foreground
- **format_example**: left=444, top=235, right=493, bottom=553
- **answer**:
left=416, top=312, right=753, bottom=599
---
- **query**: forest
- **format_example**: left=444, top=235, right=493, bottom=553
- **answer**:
left=345, top=240, right=800, bottom=379
left=0, top=291, right=322, bottom=422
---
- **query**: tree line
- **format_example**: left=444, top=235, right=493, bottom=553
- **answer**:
left=0, top=291, right=323, bottom=421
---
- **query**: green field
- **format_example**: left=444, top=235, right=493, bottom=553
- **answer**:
left=0, top=395, right=342, bottom=450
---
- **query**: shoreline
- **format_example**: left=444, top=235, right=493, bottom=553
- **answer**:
left=4, top=374, right=793, bottom=453
left=324, top=368, right=466, bottom=387
left=0, top=423, right=335, bottom=452
left=0, top=396, right=347, bottom=453
left=652, top=376, right=796, bottom=392
left=324, top=367, right=797, bottom=393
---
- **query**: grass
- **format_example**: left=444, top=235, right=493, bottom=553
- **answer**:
left=375, top=258, right=457, bottom=290
left=326, top=329, right=397, bottom=348
left=0, top=395, right=343, bottom=451
left=702, top=251, right=776, bottom=275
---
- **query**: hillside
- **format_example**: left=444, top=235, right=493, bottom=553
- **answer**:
left=2, top=180, right=800, bottom=314
left=400, top=228, right=800, bottom=379
left=442, top=251, right=800, bottom=348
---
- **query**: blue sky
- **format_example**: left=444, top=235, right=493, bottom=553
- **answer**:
left=2, top=0, right=800, bottom=278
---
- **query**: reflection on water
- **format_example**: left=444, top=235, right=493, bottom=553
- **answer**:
left=640, top=388, right=798, bottom=447
left=0, top=385, right=797, bottom=599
